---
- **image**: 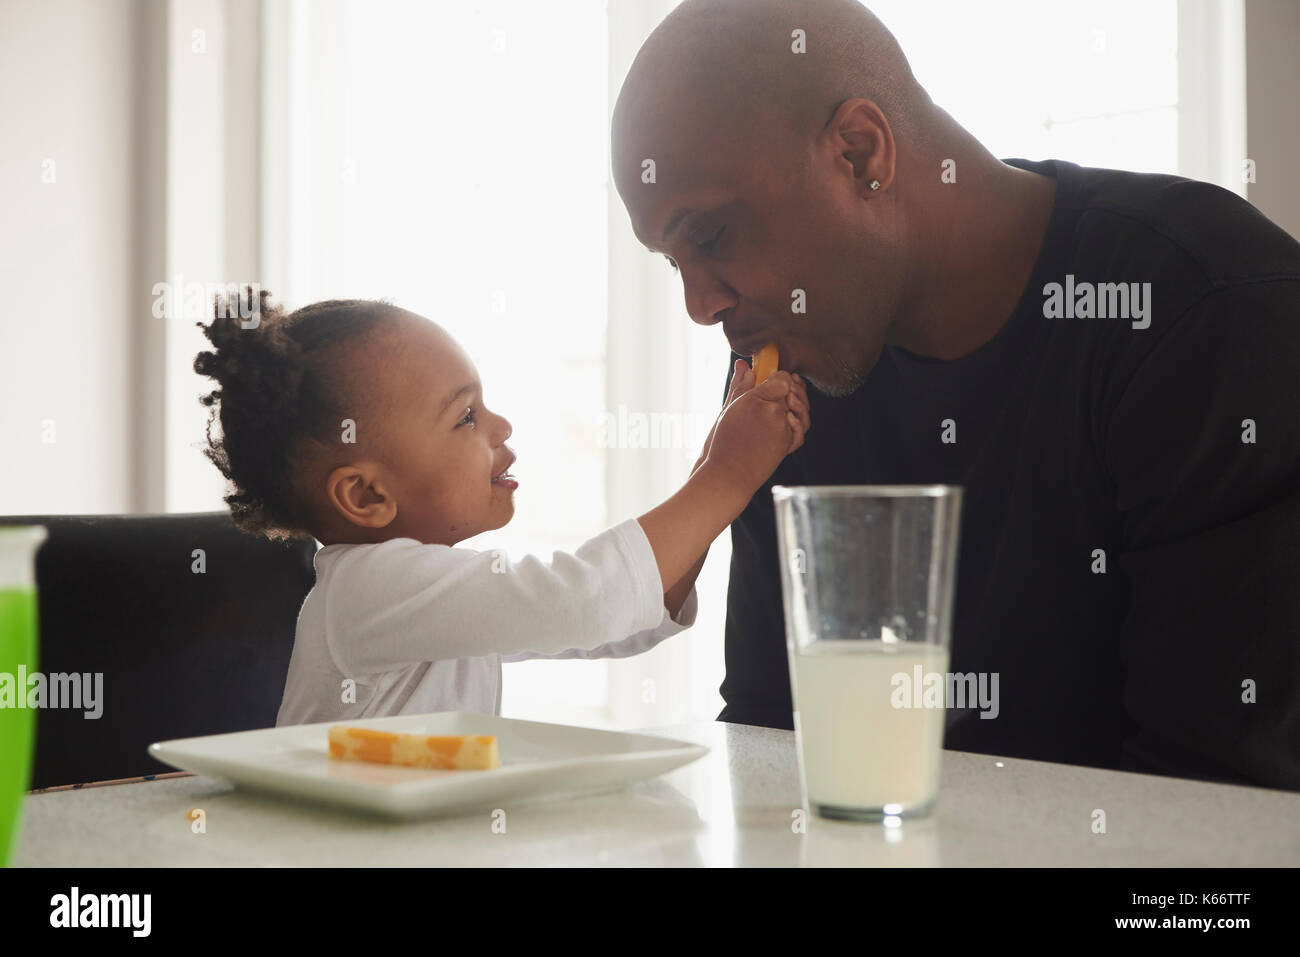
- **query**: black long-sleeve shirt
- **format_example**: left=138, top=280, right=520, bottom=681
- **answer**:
left=719, top=157, right=1300, bottom=791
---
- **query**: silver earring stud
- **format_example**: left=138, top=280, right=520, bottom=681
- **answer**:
left=868, top=179, right=881, bottom=191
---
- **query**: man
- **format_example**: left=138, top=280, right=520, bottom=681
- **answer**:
left=612, top=0, right=1300, bottom=789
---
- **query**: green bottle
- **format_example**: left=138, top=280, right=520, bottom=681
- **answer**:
left=0, top=527, right=45, bottom=867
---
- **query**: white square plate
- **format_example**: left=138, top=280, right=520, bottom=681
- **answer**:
left=148, top=711, right=709, bottom=819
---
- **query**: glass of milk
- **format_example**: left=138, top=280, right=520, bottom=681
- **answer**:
left=772, top=486, right=962, bottom=821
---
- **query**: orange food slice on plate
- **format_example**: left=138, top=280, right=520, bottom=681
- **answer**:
left=328, top=726, right=500, bottom=770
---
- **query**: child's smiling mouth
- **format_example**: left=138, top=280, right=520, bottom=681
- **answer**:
left=491, top=455, right=518, bottom=489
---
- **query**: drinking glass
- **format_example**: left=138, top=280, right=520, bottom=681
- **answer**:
left=773, top=486, right=961, bottom=821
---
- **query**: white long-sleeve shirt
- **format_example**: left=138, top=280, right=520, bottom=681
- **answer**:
left=275, top=517, right=698, bottom=726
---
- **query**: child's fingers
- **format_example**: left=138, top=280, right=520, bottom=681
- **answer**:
left=727, top=358, right=754, bottom=399
left=785, top=390, right=811, bottom=431
left=783, top=375, right=811, bottom=427
left=754, top=369, right=793, bottom=400
left=786, top=409, right=806, bottom=452
left=789, top=404, right=810, bottom=436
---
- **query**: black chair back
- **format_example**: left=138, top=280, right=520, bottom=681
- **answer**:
left=0, top=512, right=315, bottom=788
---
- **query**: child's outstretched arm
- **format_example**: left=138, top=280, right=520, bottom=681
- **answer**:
left=638, top=361, right=810, bottom=611
left=315, top=364, right=809, bottom=677
left=661, top=360, right=810, bottom=616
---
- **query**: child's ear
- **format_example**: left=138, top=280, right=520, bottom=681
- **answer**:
left=325, top=463, right=397, bottom=529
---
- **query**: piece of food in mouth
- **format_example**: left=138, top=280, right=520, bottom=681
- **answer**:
left=328, top=726, right=500, bottom=770
left=751, top=342, right=780, bottom=385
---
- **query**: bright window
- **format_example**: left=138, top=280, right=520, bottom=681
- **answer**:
left=870, top=0, right=1179, bottom=173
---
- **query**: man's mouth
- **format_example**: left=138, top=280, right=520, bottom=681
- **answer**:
left=729, top=336, right=768, bottom=359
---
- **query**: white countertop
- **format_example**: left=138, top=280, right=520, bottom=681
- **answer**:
left=14, top=720, right=1300, bottom=866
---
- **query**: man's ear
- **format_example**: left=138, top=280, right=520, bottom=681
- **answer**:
left=822, top=97, right=897, bottom=195
left=324, top=463, right=397, bottom=529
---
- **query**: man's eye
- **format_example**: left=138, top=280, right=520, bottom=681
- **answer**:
left=663, top=224, right=723, bottom=273
left=695, top=225, right=725, bottom=250
left=457, top=407, right=477, bottom=428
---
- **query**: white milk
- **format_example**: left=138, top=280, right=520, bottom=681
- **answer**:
left=791, top=640, right=948, bottom=814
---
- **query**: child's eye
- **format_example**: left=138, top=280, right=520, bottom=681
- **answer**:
left=457, top=407, right=477, bottom=428
left=664, top=255, right=678, bottom=273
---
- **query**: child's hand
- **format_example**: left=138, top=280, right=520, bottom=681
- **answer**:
left=692, top=358, right=754, bottom=471
left=638, top=362, right=811, bottom=597
left=702, top=368, right=810, bottom=493
left=694, top=359, right=811, bottom=473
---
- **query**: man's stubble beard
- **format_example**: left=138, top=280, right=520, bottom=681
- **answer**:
left=802, top=350, right=869, bottom=398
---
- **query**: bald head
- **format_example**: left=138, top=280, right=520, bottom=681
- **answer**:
left=614, top=0, right=931, bottom=176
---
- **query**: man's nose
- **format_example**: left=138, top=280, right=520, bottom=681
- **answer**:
left=681, top=268, right=736, bottom=327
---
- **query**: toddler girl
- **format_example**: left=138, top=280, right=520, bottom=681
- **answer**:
left=193, top=292, right=809, bottom=725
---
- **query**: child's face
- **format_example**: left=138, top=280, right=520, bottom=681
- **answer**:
left=327, top=314, right=517, bottom=546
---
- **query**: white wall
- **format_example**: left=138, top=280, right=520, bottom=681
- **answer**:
left=1245, top=0, right=1300, bottom=240
left=1177, top=0, right=1246, bottom=196
left=0, top=0, right=264, bottom=517
left=162, top=0, right=260, bottom=514
left=0, top=0, right=139, bottom=514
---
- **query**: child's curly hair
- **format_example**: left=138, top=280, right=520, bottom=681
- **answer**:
left=194, top=290, right=403, bottom=541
